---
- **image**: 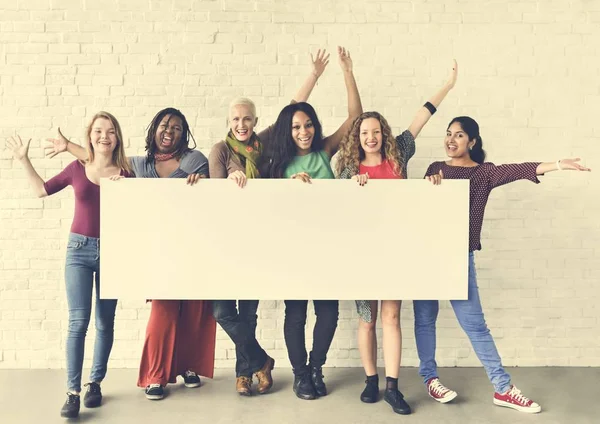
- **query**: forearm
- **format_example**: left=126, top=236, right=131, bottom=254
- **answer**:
left=19, top=158, right=48, bottom=198
left=66, top=141, right=88, bottom=161
left=536, top=161, right=561, bottom=175
left=408, top=82, right=452, bottom=139
left=343, top=69, right=362, bottom=118
left=293, top=72, right=320, bottom=103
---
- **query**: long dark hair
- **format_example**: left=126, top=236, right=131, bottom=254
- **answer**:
left=448, top=116, right=486, bottom=164
left=144, top=107, right=196, bottom=163
left=262, top=102, right=324, bottom=178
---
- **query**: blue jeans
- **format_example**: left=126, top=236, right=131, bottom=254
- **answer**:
left=65, top=233, right=117, bottom=392
left=413, top=252, right=511, bottom=394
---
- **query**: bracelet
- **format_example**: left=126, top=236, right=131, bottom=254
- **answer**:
left=556, top=160, right=562, bottom=171
left=424, top=102, right=437, bottom=115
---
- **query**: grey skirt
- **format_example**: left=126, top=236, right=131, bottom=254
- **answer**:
left=355, top=300, right=374, bottom=323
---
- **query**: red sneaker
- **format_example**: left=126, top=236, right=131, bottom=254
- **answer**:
left=426, top=377, right=457, bottom=403
left=493, top=385, right=541, bottom=413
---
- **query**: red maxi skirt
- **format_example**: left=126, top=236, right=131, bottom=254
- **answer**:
left=137, top=300, right=216, bottom=387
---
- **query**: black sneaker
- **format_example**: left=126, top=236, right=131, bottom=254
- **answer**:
left=293, top=372, right=317, bottom=400
left=360, top=378, right=379, bottom=403
left=145, top=384, right=164, bottom=400
left=309, top=365, right=327, bottom=397
left=60, top=392, right=80, bottom=418
left=182, top=370, right=201, bottom=388
left=83, top=382, right=102, bottom=408
left=384, top=389, right=412, bottom=415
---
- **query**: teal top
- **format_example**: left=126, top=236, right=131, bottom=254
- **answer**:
left=283, top=150, right=334, bottom=179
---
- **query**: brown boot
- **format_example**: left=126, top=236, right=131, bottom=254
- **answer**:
left=254, top=356, right=275, bottom=394
left=236, top=376, right=252, bottom=396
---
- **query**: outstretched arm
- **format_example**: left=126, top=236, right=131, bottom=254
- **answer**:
left=293, top=49, right=330, bottom=103
left=6, top=136, right=48, bottom=198
left=408, top=59, right=458, bottom=139
left=45, top=128, right=88, bottom=161
left=324, top=46, right=363, bottom=156
left=536, top=158, right=591, bottom=175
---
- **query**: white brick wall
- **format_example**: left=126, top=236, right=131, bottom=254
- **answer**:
left=1, top=0, right=599, bottom=370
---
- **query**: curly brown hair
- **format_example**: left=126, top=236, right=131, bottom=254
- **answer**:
left=336, top=111, right=402, bottom=176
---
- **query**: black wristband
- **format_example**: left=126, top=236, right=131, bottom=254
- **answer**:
left=424, top=101, right=437, bottom=115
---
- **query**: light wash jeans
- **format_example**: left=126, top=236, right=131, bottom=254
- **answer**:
left=65, top=233, right=117, bottom=392
left=413, top=252, right=511, bottom=394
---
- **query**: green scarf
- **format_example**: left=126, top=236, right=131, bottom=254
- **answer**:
left=225, top=130, right=263, bottom=179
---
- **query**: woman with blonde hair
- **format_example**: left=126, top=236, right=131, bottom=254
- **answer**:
left=7, top=112, right=132, bottom=419
left=208, top=49, right=332, bottom=396
left=336, top=61, right=458, bottom=415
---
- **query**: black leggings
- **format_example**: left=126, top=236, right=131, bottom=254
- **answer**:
left=283, top=300, right=339, bottom=374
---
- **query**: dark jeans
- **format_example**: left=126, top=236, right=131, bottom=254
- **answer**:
left=284, top=300, right=339, bottom=374
left=212, top=300, right=267, bottom=377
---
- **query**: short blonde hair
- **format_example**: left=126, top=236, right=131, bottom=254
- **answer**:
left=228, top=97, right=257, bottom=121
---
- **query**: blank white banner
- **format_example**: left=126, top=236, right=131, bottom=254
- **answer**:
left=99, top=179, right=469, bottom=300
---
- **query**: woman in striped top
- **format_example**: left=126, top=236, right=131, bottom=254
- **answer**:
left=415, top=116, right=590, bottom=414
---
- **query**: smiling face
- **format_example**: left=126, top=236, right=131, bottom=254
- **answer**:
left=154, top=114, right=183, bottom=153
left=291, top=111, right=315, bottom=153
left=359, top=117, right=383, bottom=155
left=445, top=121, right=475, bottom=159
left=229, top=104, right=257, bottom=143
left=89, top=117, right=118, bottom=155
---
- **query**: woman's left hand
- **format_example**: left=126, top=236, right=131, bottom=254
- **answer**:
left=558, top=158, right=591, bottom=172
left=427, top=169, right=444, bottom=185
left=187, top=173, right=205, bottom=185
left=338, top=46, right=353, bottom=73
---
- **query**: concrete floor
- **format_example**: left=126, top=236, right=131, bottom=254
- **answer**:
left=1, top=367, right=597, bottom=424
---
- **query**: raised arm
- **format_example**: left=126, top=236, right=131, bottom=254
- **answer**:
left=293, top=49, right=330, bottom=103
left=45, top=128, right=88, bottom=161
left=536, top=158, right=591, bottom=175
left=323, top=46, right=363, bottom=156
left=7, top=136, right=48, bottom=198
left=407, top=59, right=458, bottom=139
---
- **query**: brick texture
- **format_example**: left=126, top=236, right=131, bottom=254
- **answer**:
left=0, top=0, right=598, bottom=370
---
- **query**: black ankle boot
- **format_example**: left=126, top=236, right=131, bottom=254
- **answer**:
left=309, top=365, right=327, bottom=397
left=293, top=371, right=317, bottom=400
left=60, top=392, right=80, bottom=418
left=360, top=375, right=379, bottom=403
left=384, top=388, right=412, bottom=415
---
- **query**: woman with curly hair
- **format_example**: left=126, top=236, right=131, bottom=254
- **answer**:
left=261, top=46, right=362, bottom=401
left=336, top=61, right=458, bottom=416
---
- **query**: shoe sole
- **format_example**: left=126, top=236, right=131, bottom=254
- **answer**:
left=385, top=399, right=412, bottom=415
left=83, top=400, right=102, bottom=408
left=60, top=411, right=79, bottom=418
left=360, top=396, right=379, bottom=404
left=145, top=394, right=164, bottom=400
left=184, top=382, right=201, bottom=388
left=430, top=390, right=458, bottom=404
left=294, top=391, right=316, bottom=400
left=237, top=390, right=252, bottom=396
left=493, top=399, right=541, bottom=413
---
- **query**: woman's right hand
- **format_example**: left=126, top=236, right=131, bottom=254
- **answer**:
left=354, top=173, right=369, bottom=186
left=109, top=175, right=124, bottom=181
left=338, top=46, right=353, bottom=73
left=44, top=127, right=69, bottom=158
left=311, top=49, right=330, bottom=78
left=6, top=135, right=31, bottom=162
left=228, top=170, right=247, bottom=188
left=427, top=169, right=444, bottom=185
left=291, top=172, right=312, bottom=183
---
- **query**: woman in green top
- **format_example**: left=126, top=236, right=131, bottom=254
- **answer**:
left=261, top=46, right=363, bottom=401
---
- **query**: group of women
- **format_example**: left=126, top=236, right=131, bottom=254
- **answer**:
left=7, top=46, right=590, bottom=419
